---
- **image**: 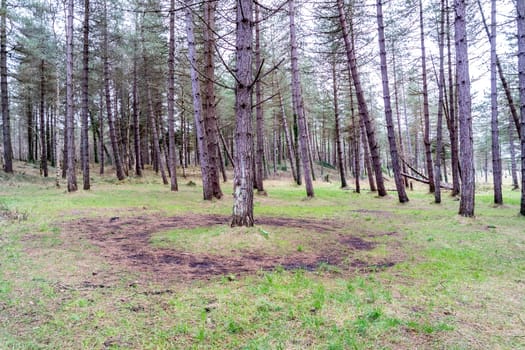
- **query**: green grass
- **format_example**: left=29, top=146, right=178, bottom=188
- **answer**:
left=0, top=166, right=524, bottom=349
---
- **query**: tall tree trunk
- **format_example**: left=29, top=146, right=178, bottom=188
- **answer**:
left=376, top=0, right=408, bottom=203
left=337, top=0, right=386, bottom=196
left=103, top=0, right=125, bottom=181
left=434, top=0, right=446, bottom=204
left=132, top=42, right=142, bottom=177
left=447, top=0, right=460, bottom=196
left=455, top=0, right=475, bottom=217
left=489, top=0, right=502, bottom=204
left=277, top=86, right=297, bottom=183
left=289, top=0, right=314, bottom=198
left=231, top=0, right=255, bottom=227
left=420, top=0, right=435, bottom=193
left=331, top=58, right=347, bottom=188
left=81, top=0, right=90, bottom=189
left=185, top=0, right=213, bottom=200
left=167, top=0, right=178, bottom=191
left=1, top=0, right=12, bottom=173
left=99, top=93, right=105, bottom=175
left=350, top=84, right=360, bottom=193
left=40, top=60, right=48, bottom=177
left=361, top=118, right=376, bottom=192
left=509, top=113, right=519, bottom=190
left=203, top=0, right=222, bottom=199
left=254, top=4, right=266, bottom=194
left=65, top=0, right=77, bottom=192
left=518, top=0, right=525, bottom=215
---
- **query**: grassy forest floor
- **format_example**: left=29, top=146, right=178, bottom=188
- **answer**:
left=0, top=162, right=524, bottom=349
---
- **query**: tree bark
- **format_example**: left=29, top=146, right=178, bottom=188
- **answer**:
left=40, top=60, right=48, bottom=177
left=331, top=58, right=347, bottom=188
left=518, top=0, right=525, bottom=215
left=132, top=37, right=142, bottom=177
left=65, top=0, right=77, bottom=192
left=455, top=0, right=475, bottom=217
left=434, top=0, right=446, bottom=204
left=231, top=0, right=255, bottom=227
left=289, top=0, right=314, bottom=198
left=337, top=0, right=386, bottom=196
left=255, top=4, right=266, bottom=194
left=185, top=0, right=213, bottom=200
left=376, top=0, right=408, bottom=203
left=81, top=0, right=90, bottom=189
left=1, top=0, right=12, bottom=173
left=167, top=0, right=178, bottom=191
left=277, top=86, right=297, bottom=183
left=419, top=0, right=435, bottom=194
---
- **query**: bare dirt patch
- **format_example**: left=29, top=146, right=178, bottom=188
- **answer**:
left=60, top=213, right=398, bottom=282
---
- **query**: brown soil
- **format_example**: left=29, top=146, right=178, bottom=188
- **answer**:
left=61, top=213, right=397, bottom=282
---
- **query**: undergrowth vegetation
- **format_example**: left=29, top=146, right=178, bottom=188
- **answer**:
left=0, top=165, right=523, bottom=349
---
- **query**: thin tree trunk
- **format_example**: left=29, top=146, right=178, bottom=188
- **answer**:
left=277, top=87, right=297, bottom=183
left=40, top=60, right=48, bottom=177
left=509, top=113, right=519, bottom=189
left=455, top=0, right=475, bottom=217
left=350, top=84, right=360, bottom=193
left=1, top=0, right=12, bottom=173
left=289, top=0, right=314, bottom=198
left=447, top=0, right=460, bottom=196
left=331, top=58, right=347, bottom=188
left=337, top=0, right=386, bottom=196
left=518, top=0, right=525, bottom=215
left=65, top=0, right=77, bottom=192
left=132, top=39, right=142, bottom=177
left=434, top=0, right=446, bottom=204
left=361, top=118, right=376, bottom=192
left=255, top=4, right=265, bottom=194
left=376, top=0, right=408, bottom=203
left=167, top=0, right=178, bottom=191
left=391, top=43, right=408, bottom=187
left=81, top=0, right=90, bottom=189
left=99, top=93, right=105, bottom=175
left=231, top=0, right=255, bottom=227
left=420, top=0, right=435, bottom=193
left=185, top=0, right=213, bottom=200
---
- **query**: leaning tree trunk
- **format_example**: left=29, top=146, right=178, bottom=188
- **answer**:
left=419, top=0, right=435, bottom=194
left=1, top=0, right=12, bottom=173
left=231, top=0, right=255, bottom=227
left=331, top=58, right=347, bottom=188
left=167, top=0, right=178, bottom=191
left=434, top=0, right=446, bottom=204
left=289, top=0, right=314, bottom=198
left=455, top=0, right=475, bottom=217
left=337, top=0, right=386, bottom=196
left=65, top=0, right=77, bottom=192
left=518, top=0, right=525, bottom=215
left=509, top=114, right=519, bottom=190
left=185, top=0, right=213, bottom=200
left=80, top=0, right=90, bottom=189
left=376, top=0, right=408, bottom=203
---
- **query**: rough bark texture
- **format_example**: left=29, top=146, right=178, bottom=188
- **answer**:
left=455, top=0, right=475, bottom=217
left=489, top=0, right=502, bottom=204
left=518, top=0, right=525, bottom=215
left=337, top=0, right=386, bottom=196
left=254, top=5, right=265, bottom=193
left=419, top=0, right=435, bottom=193
left=331, top=59, right=347, bottom=188
left=185, top=1, right=212, bottom=200
left=167, top=0, right=177, bottom=191
left=132, top=42, right=142, bottom=177
left=1, top=0, right=12, bottom=173
left=289, top=0, right=314, bottom=198
left=203, top=1, right=222, bottom=199
left=66, top=0, right=77, bottom=192
left=231, top=0, right=255, bottom=227
left=376, top=0, right=408, bottom=203
left=81, top=0, right=90, bottom=189
left=434, top=0, right=446, bottom=204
